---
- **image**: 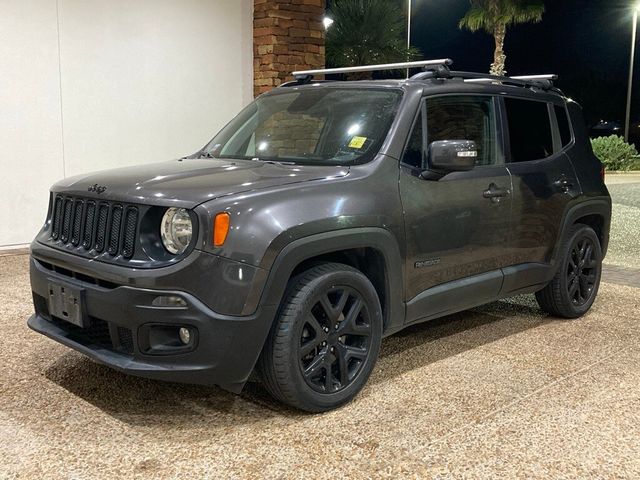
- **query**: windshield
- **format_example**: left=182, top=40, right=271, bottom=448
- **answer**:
left=201, top=88, right=402, bottom=165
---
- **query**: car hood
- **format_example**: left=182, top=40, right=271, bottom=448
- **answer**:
left=52, top=158, right=350, bottom=208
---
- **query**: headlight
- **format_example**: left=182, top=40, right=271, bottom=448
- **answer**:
left=160, top=208, right=193, bottom=254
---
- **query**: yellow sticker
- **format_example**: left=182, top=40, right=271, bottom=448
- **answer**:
left=348, top=136, right=367, bottom=149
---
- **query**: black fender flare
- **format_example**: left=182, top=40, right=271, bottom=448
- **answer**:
left=257, top=227, right=405, bottom=335
left=552, top=197, right=612, bottom=266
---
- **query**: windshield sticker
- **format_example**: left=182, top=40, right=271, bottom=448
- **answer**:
left=348, top=136, right=367, bottom=149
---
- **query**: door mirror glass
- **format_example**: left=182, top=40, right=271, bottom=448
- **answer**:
left=428, top=140, right=477, bottom=171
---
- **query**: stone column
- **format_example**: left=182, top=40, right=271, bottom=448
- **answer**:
left=254, top=0, right=326, bottom=97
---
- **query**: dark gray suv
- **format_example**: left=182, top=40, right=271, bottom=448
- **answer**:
left=28, top=60, right=611, bottom=412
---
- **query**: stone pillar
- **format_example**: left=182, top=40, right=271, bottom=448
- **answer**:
left=254, top=0, right=326, bottom=97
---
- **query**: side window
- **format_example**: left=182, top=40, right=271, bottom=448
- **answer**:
left=402, top=111, right=424, bottom=168
left=505, top=98, right=554, bottom=162
left=555, top=104, right=573, bottom=148
left=426, top=96, right=498, bottom=166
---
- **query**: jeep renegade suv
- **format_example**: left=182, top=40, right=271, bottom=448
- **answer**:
left=28, top=60, right=611, bottom=412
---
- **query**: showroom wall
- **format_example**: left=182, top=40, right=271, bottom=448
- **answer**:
left=0, top=0, right=253, bottom=247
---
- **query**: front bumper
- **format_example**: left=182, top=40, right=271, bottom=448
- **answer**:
left=28, top=249, right=278, bottom=392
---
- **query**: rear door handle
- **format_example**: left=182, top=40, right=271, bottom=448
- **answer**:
left=483, top=183, right=510, bottom=202
left=554, top=176, right=574, bottom=192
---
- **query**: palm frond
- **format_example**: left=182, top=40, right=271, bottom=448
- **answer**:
left=459, top=7, right=493, bottom=32
left=459, top=0, right=545, bottom=33
left=326, top=0, right=421, bottom=68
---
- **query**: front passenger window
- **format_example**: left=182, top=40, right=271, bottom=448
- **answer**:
left=426, top=96, right=498, bottom=167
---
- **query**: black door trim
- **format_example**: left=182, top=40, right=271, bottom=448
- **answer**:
left=405, top=269, right=503, bottom=325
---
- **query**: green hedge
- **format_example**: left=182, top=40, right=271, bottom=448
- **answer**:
left=591, top=135, right=638, bottom=171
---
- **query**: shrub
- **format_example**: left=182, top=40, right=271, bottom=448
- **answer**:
left=591, top=135, right=638, bottom=171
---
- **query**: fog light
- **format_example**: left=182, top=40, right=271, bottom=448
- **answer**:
left=152, top=295, right=187, bottom=308
left=179, top=327, right=191, bottom=345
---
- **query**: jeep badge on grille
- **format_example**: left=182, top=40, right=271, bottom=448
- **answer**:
left=87, top=184, right=107, bottom=194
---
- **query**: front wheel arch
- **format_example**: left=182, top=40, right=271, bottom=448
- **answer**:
left=257, top=228, right=405, bottom=336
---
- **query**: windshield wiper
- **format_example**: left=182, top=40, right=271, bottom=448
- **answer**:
left=199, top=151, right=216, bottom=159
left=251, top=157, right=297, bottom=166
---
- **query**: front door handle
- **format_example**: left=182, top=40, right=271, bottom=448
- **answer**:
left=483, top=183, right=510, bottom=203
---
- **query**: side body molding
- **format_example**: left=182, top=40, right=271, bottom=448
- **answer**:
left=258, top=228, right=406, bottom=336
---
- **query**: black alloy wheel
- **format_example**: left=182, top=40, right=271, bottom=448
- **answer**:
left=298, top=287, right=372, bottom=393
left=259, top=263, right=383, bottom=412
left=536, top=224, right=603, bottom=319
left=567, top=236, right=598, bottom=307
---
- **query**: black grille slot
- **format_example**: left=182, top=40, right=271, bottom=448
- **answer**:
left=108, top=205, right=123, bottom=256
left=82, top=201, right=96, bottom=249
left=117, top=327, right=135, bottom=354
left=71, top=200, right=84, bottom=246
left=32, top=293, right=50, bottom=320
left=61, top=198, right=73, bottom=243
left=122, top=207, right=138, bottom=259
left=52, top=196, right=63, bottom=240
left=95, top=203, right=109, bottom=252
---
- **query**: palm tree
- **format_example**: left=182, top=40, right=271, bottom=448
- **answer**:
left=459, top=0, right=545, bottom=76
left=326, top=0, right=420, bottom=80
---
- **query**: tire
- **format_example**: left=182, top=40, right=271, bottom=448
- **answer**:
left=258, top=263, right=383, bottom=412
left=536, top=224, right=603, bottom=319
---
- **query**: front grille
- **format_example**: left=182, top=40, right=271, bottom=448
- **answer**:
left=49, top=194, right=139, bottom=259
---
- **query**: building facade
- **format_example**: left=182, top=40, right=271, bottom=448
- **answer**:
left=1, top=0, right=325, bottom=247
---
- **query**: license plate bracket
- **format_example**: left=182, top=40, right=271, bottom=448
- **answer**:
left=48, top=282, right=86, bottom=328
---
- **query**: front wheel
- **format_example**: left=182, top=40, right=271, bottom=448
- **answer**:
left=259, top=263, right=383, bottom=412
left=536, top=224, right=603, bottom=319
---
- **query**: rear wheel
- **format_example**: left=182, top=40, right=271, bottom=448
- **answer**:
left=259, top=263, right=383, bottom=412
left=536, top=224, right=603, bottom=319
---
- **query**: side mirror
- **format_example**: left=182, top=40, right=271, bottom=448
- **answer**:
left=428, top=140, right=478, bottom=172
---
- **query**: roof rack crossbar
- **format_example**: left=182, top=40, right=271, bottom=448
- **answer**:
left=292, top=59, right=453, bottom=81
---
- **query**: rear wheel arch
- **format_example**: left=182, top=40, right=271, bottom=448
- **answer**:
left=553, top=198, right=611, bottom=265
left=573, top=213, right=605, bottom=248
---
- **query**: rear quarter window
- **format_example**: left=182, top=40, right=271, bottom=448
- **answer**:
left=555, top=104, right=573, bottom=148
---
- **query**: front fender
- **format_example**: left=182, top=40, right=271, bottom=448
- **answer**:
left=254, top=227, right=406, bottom=334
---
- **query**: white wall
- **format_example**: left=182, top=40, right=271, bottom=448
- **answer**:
left=0, top=0, right=253, bottom=247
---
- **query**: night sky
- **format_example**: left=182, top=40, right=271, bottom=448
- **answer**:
left=327, top=0, right=640, bottom=125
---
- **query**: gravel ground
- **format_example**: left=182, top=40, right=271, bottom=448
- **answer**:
left=605, top=175, right=640, bottom=268
left=1, top=253, right=640, bottom=479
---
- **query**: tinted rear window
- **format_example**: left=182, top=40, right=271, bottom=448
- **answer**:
left=505, top=98, right=553, bottom=162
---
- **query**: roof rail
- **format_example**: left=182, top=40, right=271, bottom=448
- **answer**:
left=410, top=69, right=559, bottom=92
left=465, top=74, right=557, bottom=85
left=291, top=59, right=453, bottom=82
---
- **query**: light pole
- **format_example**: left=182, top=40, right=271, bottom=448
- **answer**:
left=406, top=0, right=412, bottom=78
left=625, top=4, right=640, bottom=142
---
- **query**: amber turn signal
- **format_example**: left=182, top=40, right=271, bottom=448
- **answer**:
left=213, top=212, right=230, bottom=247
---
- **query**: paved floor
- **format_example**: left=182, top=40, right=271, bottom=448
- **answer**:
left=1, top=252, right=639, bottom=479
left=604, top=174, right=640, bottom=271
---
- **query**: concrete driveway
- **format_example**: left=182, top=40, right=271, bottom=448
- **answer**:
left=601, top=174, right=640, bottom=287
left=1, top=249, right=639, bottom=478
